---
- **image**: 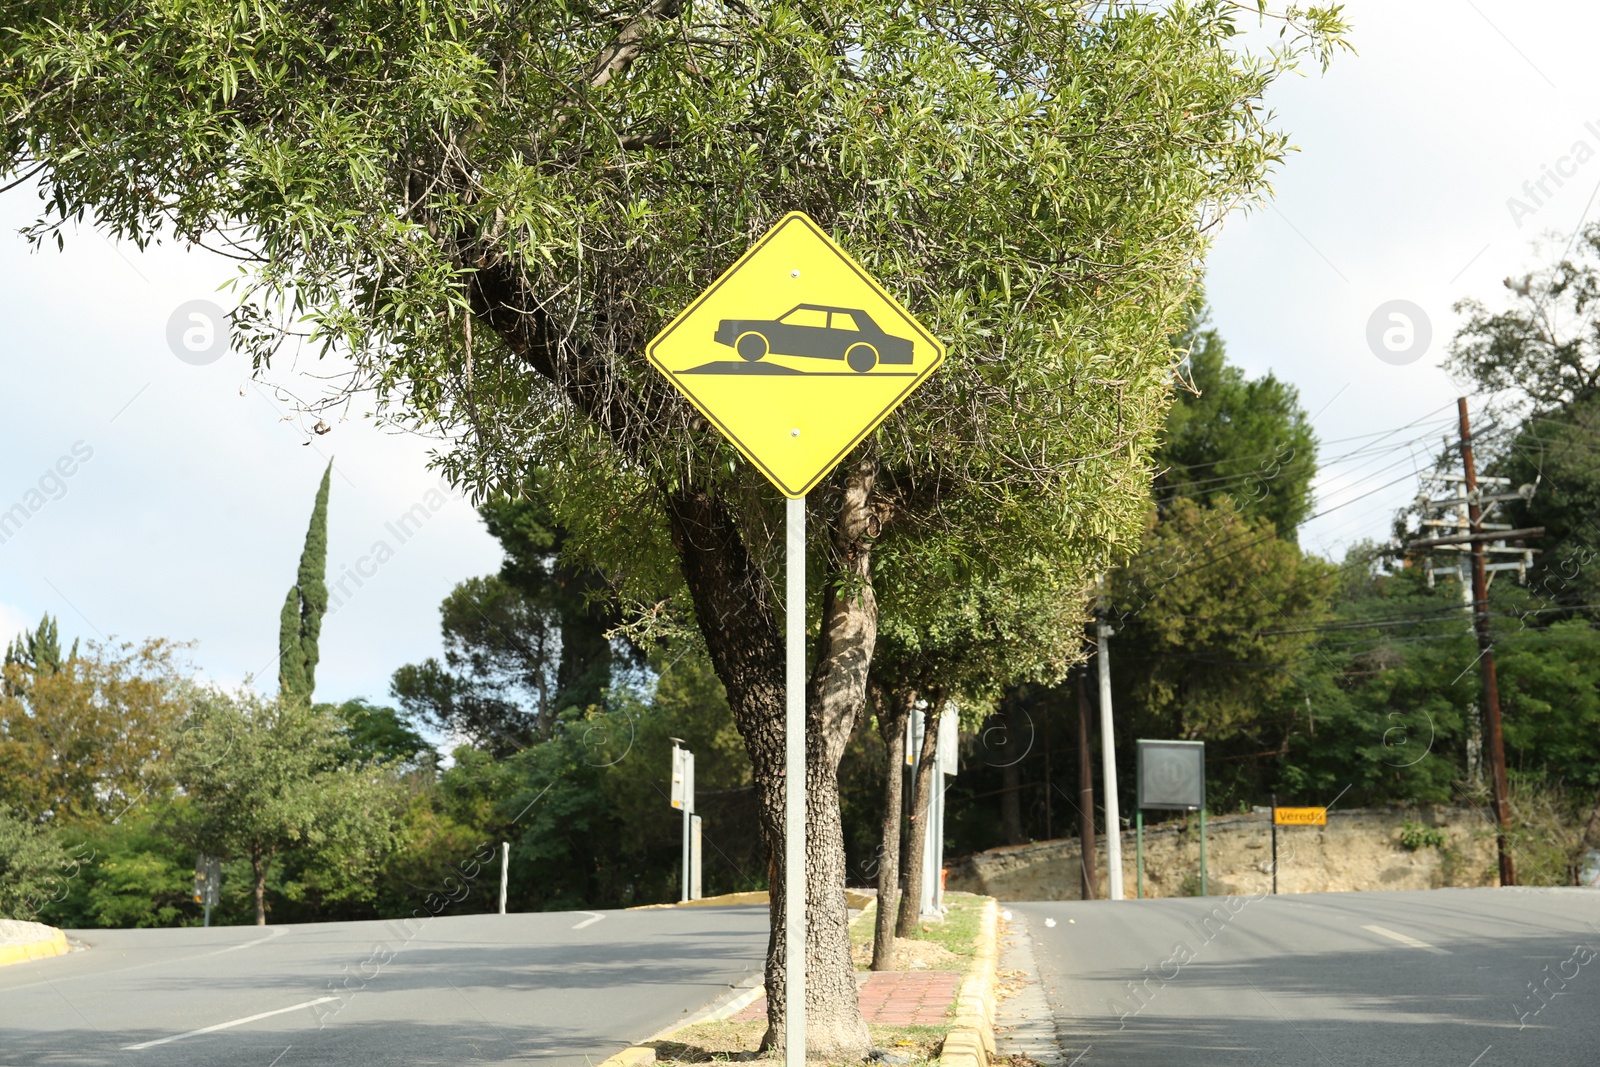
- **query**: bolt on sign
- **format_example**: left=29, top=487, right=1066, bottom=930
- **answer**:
left=1273, top=806, right=1327, bottom=826
left=647, top=212, right=946, bottom=498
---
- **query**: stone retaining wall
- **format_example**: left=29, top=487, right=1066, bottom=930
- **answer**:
left=945, top=806, right=1501, bottom=900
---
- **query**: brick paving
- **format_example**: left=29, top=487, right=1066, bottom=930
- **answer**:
left=731, top=970, right=962, bottom=1026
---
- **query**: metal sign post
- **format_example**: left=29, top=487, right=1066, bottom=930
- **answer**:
left=785, top=496, right=806, bottom=1067
left=670, top=740, right=695, bottom=903
left=1270, top=804, right=1326, bottom=895
left=915, top=704, right=959, bottom=917
left=1135, top=740, right=1207, bottom=897
left=646, top=211, right=945, bottom=1066
left=500, top=842, right=509, bottom=914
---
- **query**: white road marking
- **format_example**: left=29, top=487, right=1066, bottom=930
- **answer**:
left=1361, top=924, right=1451, bottom=954
left=122, top=996, right=339, bottom=1049
left=209, top=927, right=288, bottom=956
left=572, top=912, right=605, bottom=930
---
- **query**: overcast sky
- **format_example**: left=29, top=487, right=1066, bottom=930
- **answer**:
left=3, top=0, right=1597, bottom=704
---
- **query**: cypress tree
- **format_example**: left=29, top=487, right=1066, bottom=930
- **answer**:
left=278, top=462, right=331, bottom=707
left=2, top=613, right=75, bottom=697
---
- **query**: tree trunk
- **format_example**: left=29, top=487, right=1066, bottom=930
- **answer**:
left=250, top=843, right=267, bottom=926
left=870, top=682, right=915, bottom=971
left=897, top=699, right=940, bottom=939
left=999, top=698, right=1026, bottom=846
left=1076, top=668, right=1098, bottom=900
left=661, top=460, right=876, bottom=1060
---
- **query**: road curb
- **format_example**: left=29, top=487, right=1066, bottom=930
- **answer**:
left=939, top=897, right=999, bottom=1067
left=0, top=920, right=70, bottom=968
left=593, top=1044, right=658, bottom=1067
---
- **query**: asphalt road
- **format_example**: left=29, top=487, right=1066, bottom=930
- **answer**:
left=1016, top=887, right=1600, bottom=1067
left=0, top=906, right=768, bottom=1066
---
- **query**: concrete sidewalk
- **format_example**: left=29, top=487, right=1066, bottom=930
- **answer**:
left=730, top=970, right=964, bottom=1026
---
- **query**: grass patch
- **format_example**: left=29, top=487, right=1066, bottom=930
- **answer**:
left=653, top=1020, right=945, bottom=1066
left=849, top=891, right=985, bottom=971
left=850, top=900, right=878, bottom=968
left=910, top=892, right=983, bottom=965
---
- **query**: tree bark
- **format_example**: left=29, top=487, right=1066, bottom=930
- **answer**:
left=897, top=698, right=941, bottom=938
left=250, top=842, right=266, bottom=926
left=870, top=682, right=915, bottom=971
left=999, top=698, right=1026, bottom=846
left=1076, top=668, right=1098, bottom=900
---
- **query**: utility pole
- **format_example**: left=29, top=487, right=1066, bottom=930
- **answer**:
left=1095, top=596, right=1124, bottom=900
left=1405, top=400, right=1543, bottom=887
left=1457, top=399, right=1515, bottom=887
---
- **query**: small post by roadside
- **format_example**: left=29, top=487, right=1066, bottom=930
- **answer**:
left=1271, top=794, right=1278, bottom=895
left=670, top=738, right=696, bottom=903
left=499, top=842, right=509, bottom=914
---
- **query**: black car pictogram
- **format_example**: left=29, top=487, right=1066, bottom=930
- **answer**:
left=713, top=304, right=914, bottom=373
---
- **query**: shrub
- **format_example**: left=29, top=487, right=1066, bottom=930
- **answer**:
left=1398, top=820, right=1448, bottom=851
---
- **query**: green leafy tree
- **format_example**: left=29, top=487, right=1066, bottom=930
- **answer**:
left=39, top=812, right=196, bottom=929
left=3, top=613, right=77, bottom=695
left=1, top=1, right=1347, bottom=1050
left=1448, top=228, right=1600, bottom=610
left=1161, top=316, right=1319, bottom=536
left=1449, top=225, right=1600, bottom=412
left=1275, top=549, right=1478, bottom=809
left=1112, top=497, right=1334, bottom=742
left=0, top=637, right=188, bottom=824
left=867, top=550, right=1082, bottom=962
left=0, top=808, right=70, bottom=920
left=279, top=462, right=331, bottom=708
left=393, top=479, right=634, bottom=755
left=168, top=690, right=402, bottom=925
left=383, top=645, right=756, bottom=916
left=324, top=698, right=432, bottom=767
left=481, top=479, right=625, bottom=717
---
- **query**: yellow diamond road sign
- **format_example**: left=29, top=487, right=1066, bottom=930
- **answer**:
left=647, top=212, right=945, bottom=497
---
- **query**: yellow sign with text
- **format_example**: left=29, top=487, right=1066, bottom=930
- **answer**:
left=646, top=213, right=945, bottom=497
left=1274, top=807, right=1328, bottom=826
